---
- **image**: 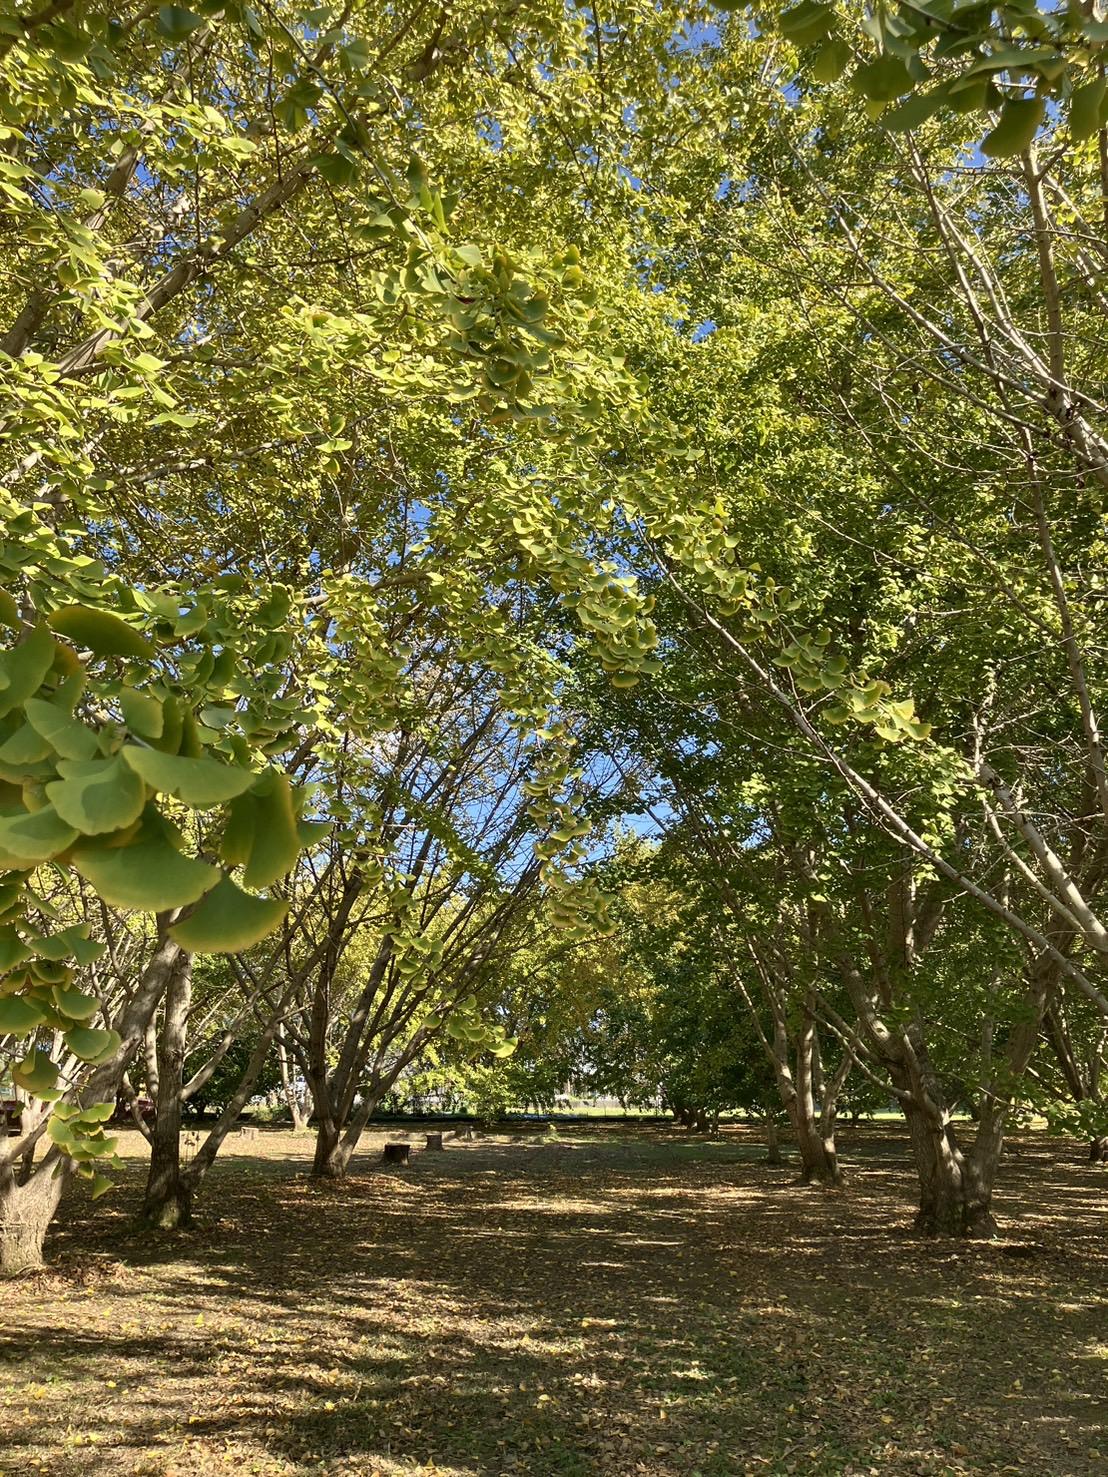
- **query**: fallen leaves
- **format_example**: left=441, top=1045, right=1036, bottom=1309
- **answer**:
left=1, top=1125, right=1105, bottom=1476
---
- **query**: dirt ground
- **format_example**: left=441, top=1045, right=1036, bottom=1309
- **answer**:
left=1, top=1124, right=1106, bottom=1477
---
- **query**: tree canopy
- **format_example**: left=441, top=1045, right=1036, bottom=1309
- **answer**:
left=4, top=0, right=1108, bottom=1269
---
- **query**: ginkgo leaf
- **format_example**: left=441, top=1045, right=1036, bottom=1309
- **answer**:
left=169, top=876, right=288, bottom=953
left=72, top=825, right=219, bottom=911
left=64, top=1025, right=121, bottom=1063
left=0, top=626, right=56, bottom=719
left=0, top=928, right=31, bottom=972
left=242, top=772, right=300, bottom=888
left=12, top=1048, right=58, bottom=1095
left=48, top=606, right=154, bottom=660
left=121, top=745, right=255, bottom=806
left=28, top=923, right=104, bottom=963
left=0, top=805, right=78, bottom=864
left=981, top=97, right=1045, bottom=157
left=47, top=756, right=147, bottom=835
left=52, top=985, right=100, bottom=1020
left=156, top=5, right=203, bottom=41
left=0, top=722, right=54, bottom=765
left=24, top=698, right=99, bottom=761
left=0, top=994, right=46, bottom=1034
left=120, top=688, right=164, bottom=740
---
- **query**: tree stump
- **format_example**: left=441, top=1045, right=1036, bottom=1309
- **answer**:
left=383, top=1142, right=411, bottom=1166
left=425, top=1132, right=444, bottom=1151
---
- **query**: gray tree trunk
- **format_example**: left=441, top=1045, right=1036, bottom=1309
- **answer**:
left=0, top=1154, right=69, bottom=1275
left=0, top=923, right=184, bottom=1272
left=141, top=952, right=193, bottom=1229
left=277, top=1025, right=310, bottom=1130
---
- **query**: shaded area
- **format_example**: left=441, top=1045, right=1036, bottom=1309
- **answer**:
left=1, top=1125, right=1106, bottom=1476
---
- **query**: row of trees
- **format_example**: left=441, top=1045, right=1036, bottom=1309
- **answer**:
left=3, top=0, right=1108, bottom=1271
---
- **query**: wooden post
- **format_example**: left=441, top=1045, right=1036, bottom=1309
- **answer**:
left=383, top=1142, right=411, bottom=1166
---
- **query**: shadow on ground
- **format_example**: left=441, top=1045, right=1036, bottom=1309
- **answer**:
left=1, top=1125, right=1105, bottom=1477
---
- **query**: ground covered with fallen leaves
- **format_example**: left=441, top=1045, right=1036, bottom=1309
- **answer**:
left=2, top=1124, right=1106, bottom=1477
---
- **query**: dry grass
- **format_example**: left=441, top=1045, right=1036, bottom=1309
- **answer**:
left=1, top=1124, right=1106, bottom=1477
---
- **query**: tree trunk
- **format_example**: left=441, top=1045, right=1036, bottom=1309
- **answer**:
left=183, top=996, right=296, bottom=1201
left=16, top=1098, right=48, bottom=1185
left=0, top=1156, right=70, bottom=1275
left=886, top=1045, right=997, bottom=1238
left=764, top=1117, right=783, bottom=1166
left=0, top=923, right=184, bottom=1271
left=277, top=1025, right=310, bottom=1130
left=900, top=1095, right=994, bottom=1236
left=794, top=1119, right=843, bottom=1186
left=142, top=952, right=193, bottom=1229
left=767, top=1014, right=845, bottom=1187
left=791, top=1020, right=845, bottom=1187
left=312, top=1113, right=346, bottom=1179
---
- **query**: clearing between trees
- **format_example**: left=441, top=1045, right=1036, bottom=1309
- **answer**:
left=2, top=1125, right=1106, bottom=1477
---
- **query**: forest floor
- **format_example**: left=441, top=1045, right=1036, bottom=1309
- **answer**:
left=1, top=1124, right=1106, bottom=1477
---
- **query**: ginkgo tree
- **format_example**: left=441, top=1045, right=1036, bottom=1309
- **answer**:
left=1, top=0, right=708, bottom=1268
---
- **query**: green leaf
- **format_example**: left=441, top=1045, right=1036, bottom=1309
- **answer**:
left=851, top=54, right=913, bottom=102
left=882, top=89, right=947, bottom=131
left=811, top=38, right=852, bottom=84
left=120, top=688, right=164, bottom=740
left=0, top=590, right=19, bottom=629
left=64, top=1025, right=121, bottom=1063
left=0, top=626, right=56, bottom=719
left=980, top=97, right=1045, bottom=158
left=47, top=756, right=148, bottom=835
left=48, top=606, right=154, bottom=660
left=779, top=0, right=834, bottom=45
left=242, top=772, right=300, bottom=888
left=169, top=875, right=288, bottom=953
left=24, top=697, right=98, bottom=761
left=0, top=722, right=54, bottom=765
left=72, top=821, right=219, bottom=911
left=156, top=5, right=203, bottom=40
left=13, top=1048, right=58, bottom=1096
left=962, top=47, right=1063, bottom=80
left=256, top=585, right=292, bottom=628
left=296, top=819, right=331, bottom=848
left=47, top=1115, right=78, bottom=1148
left=52, top=984, right=100, bottom=1020
left=0, top=928, right=31, bottom=972
left=121, top=746, right=255, bottom=806
left=0, top=806, right=78, bottom=864
left=31, top=957, right=69, bottom=984
left=312, top=152, right=359, bottom=186
left=30, top=924, right=105, bottom=964
left=89, top=1173, right=114, bottom=1199
left=1070, top=78, right=1107, bottom=142
left=31, top=923, right=87, bottom=961
left=0, top=994, right=46, bottom=1034
left=220, top=789, right=255, bottom=868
